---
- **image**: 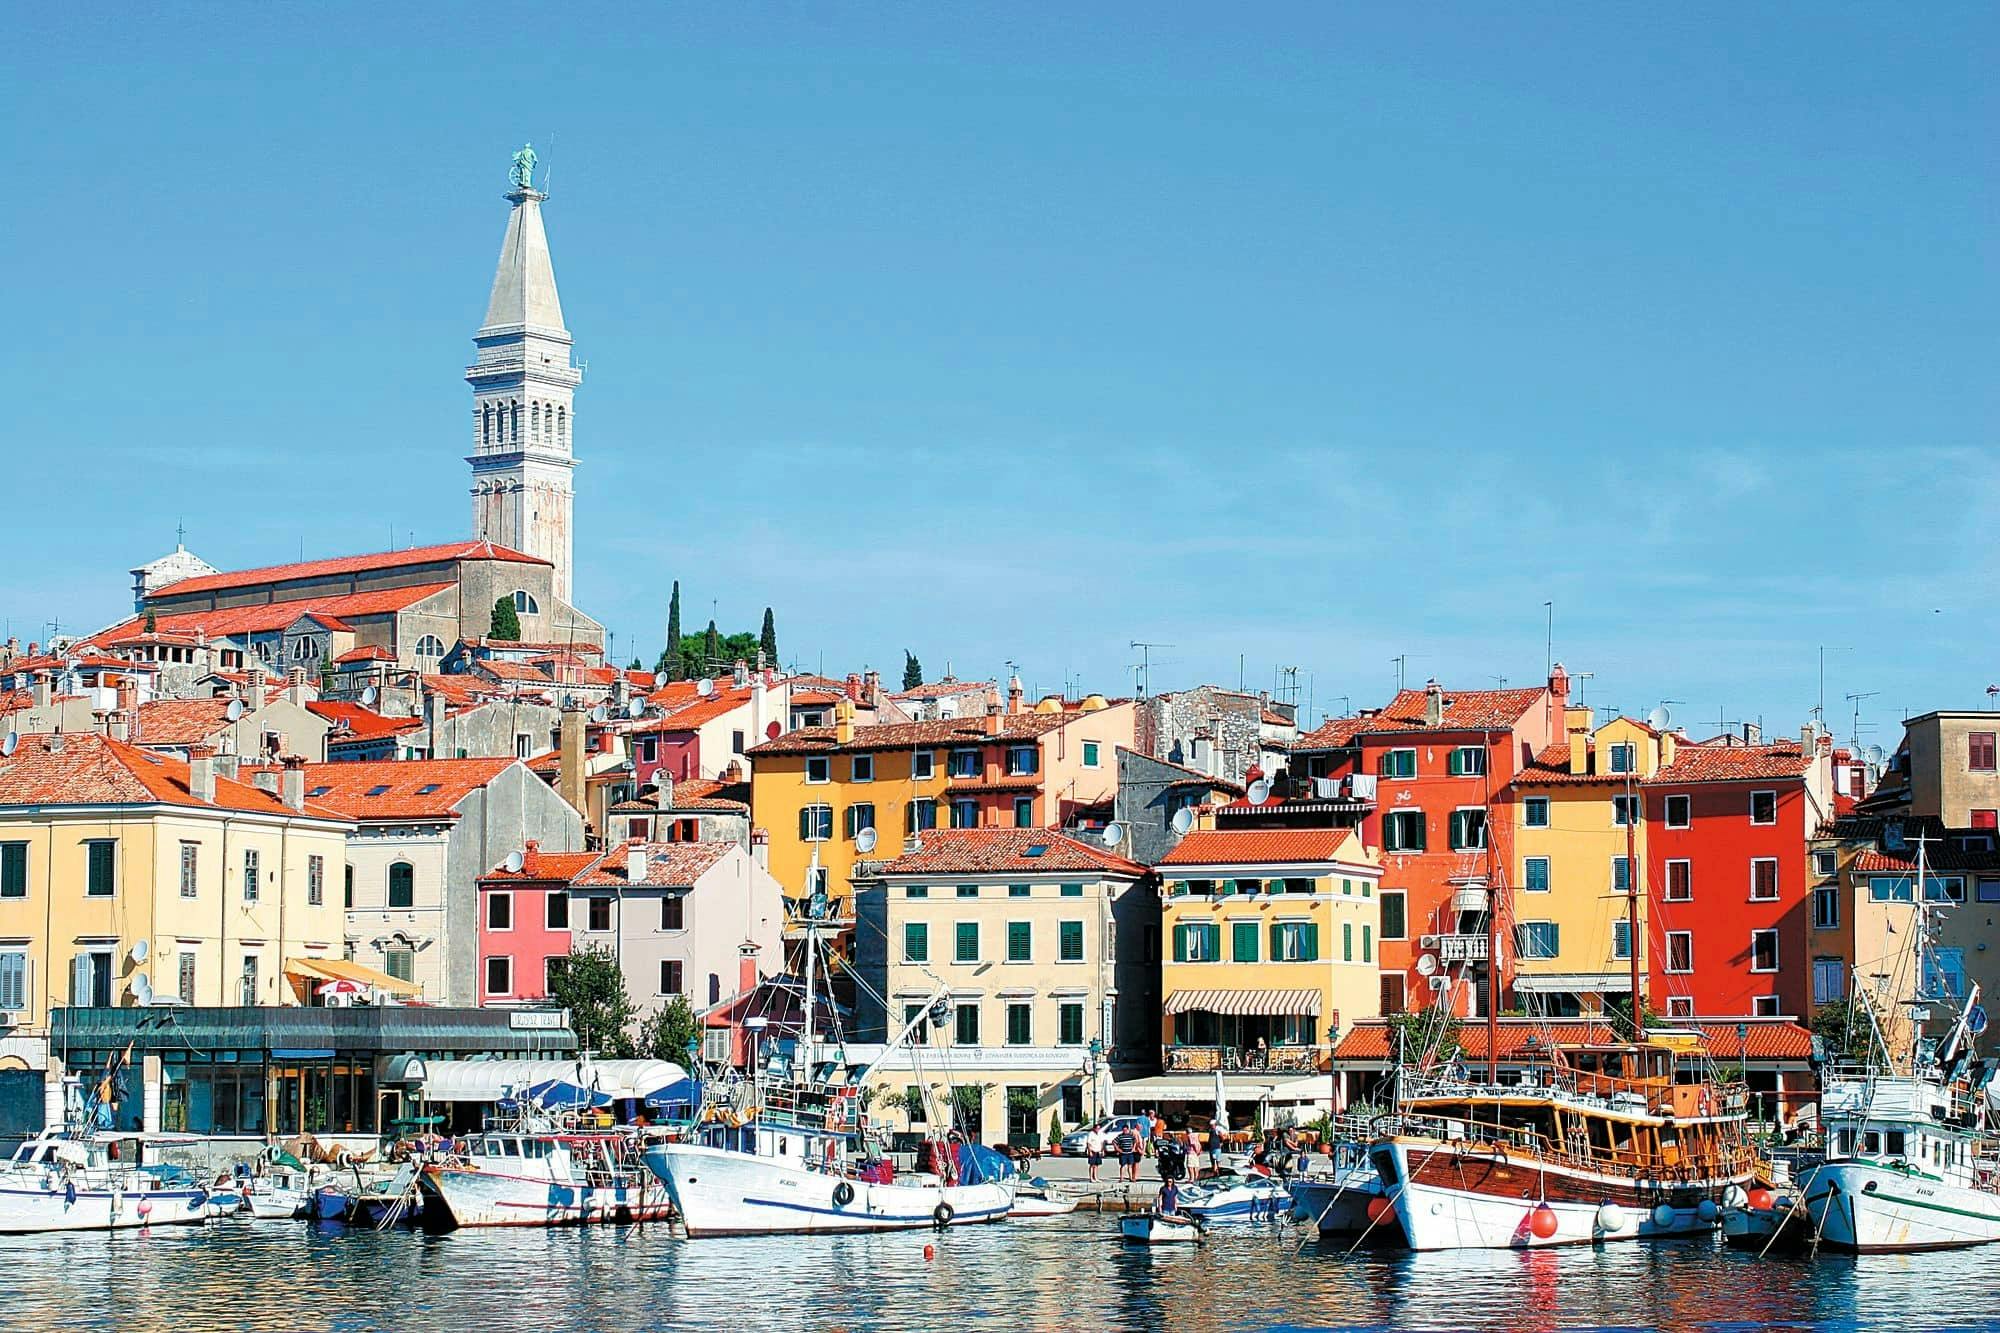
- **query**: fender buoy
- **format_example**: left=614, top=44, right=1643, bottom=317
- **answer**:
left=1366, top=1196, right=1394, bottom=1224
left=933, top=1201, right=955, bottom=1229
left=832, top=1181, right=855, bottom=1208
left=1529, top=1202, right=1559, bottom=1239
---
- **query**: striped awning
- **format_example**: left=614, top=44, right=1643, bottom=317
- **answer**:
left=285, top=956, right=422, bottom=996
left=1164, top=988, right=1321, bottom=1017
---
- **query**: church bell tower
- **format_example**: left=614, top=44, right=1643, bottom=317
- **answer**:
left=467, top=143, right=581, bottom=603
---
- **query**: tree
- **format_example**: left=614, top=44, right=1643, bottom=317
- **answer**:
left=702, top=619, right=720, bottom=666
left=628, top=658, right=643, bottom=671
left=489, top=595, right=522, bottom=642
left=759, top=607, right=778, bottom=667
left=545, top=946, right=638, bottom=1056
left=143, top=609, right=157, bottom=633
left=636, top=994, right=703, bottom=1064
left=1386, top=1009, right=1462, bottom=1066
left=1604, top=996, right=1659, bottom=1043
left=902, top=650, right=923, bottom=690
left=1811, top=997, right=1879, bottom=1065
left=658, top=581, right=683, bottom=681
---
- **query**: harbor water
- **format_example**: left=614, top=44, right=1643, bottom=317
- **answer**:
left=8, top=1214, right=1999, bottom=1331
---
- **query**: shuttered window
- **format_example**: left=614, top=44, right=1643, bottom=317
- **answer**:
left=1059, top=921, right=1084, bottom=962
left=1231, top=921, right=1260, bottom=962
left=1007, top=921, right=1032, bottom=962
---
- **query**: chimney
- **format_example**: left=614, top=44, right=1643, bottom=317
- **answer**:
left=864, top=669, right=881, bottom=709
left=983, top=708, right=1003, bottom=737
left=835, top=699, right=855, bottom=746
left=30, top=674, right=50, bottom=709
left=190, top=756, right=216, bottom=805
left=213, top=751, right=239, bottom=782
left=252, top=767, right=280, bottom=796
left=750, top=667, right=767, bottom=743
left=730, top=658, right=748, bottom=689
left=751, top=826, right=769, bottom=870
left=1548, top=663, right=1570, bottom=710
left=627, top=845, right=649, bottom=885
left=117, top=679, right=138, bottom=715
left=655, top=772, right=675, bottom=811
left=1801, top=724, right=1816, bottom=755
left=1741, top=721, right=1761, bottom=745
left=738, top=940, right=761, bottom=1000
left=1423, top=679, right=1444, bottom=727
left=559, top=705, right=587, bottom=815
left=1660, top=732, right=1677, bottom=767
left=1569, top=730, right=1589, bottom=775
left=1007, top=675, right=1024, bottom=715
left=108, top=713, right=129, bottom=742
left=281, top=756, right=306, bottom=811
left=845, top=673, right=863, bottom=702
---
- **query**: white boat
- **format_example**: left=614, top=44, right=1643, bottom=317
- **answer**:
left=420, top=1122, right=672, bottom=1229
left=0, top=1130, right=209, bottom=1234
left=1009, top=1178, right=1077, bottom=1217
left=1290, top=1162, right=1395, bottom=1234
left=1178, top=1171, right=1289, bottom=1222
left=203, top=1182, right=246, bottom=1219
left=1121, top=1210, right=1202, bottom=1244
left=245, top=1174, right=312, bottom=1220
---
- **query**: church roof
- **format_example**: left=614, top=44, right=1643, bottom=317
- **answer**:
left=483, top=194, right=567, bottom=333
left=147, top=541, right=545, bottom=600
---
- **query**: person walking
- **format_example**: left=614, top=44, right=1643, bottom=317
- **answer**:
left=1116, top=1123, right=1141, bottom=1183
left=1085, top=1124, right=1108, bottom=1183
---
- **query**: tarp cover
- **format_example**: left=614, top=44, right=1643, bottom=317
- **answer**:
left=418, top=1058, right=694, bottom=1107
left=955, top=1142, right=1017, bottom=1186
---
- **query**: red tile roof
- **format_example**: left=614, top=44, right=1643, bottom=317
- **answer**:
left=1291, top=716, right=1369, bottom=751
left=891, top=680, right=995, bottom=702
left=750, top=712, right=1075, bottom=757
left=660, top=778, right=751, bottom=812
left=1261, top=708, right=1292, bottom=727
left=285, top=757, right=517, bottom=820
left=1333, top=1018, right=1814, bottom=1063
left=575, top=840, right=734, bottom=887
left=481, top=845, right=601, bottom=883
left=945, top=775, right=1045, bottom=794
left=877, top=828, right=1147, bottom=877
left=473, top=659, right=556, bottom=684
left=0, top=732, right=348, bottom=820
left=638, top=688, right=752, bottom=733
left=334, top=646, right=397, bottom=664
left=1647, top=743, right=1812, bottom=785
left=308, top=701, right=416, bottom=739
left=1850, top=848, right=2000, bottom=874
left=130, top=698, right=239, bottom=747
left=90, top=583, right=456, bottom=644
left=420, top=674, right=501, bottom=707
left=1509, top=743, right=1636, bottom=788
left=1158, top=828, right=1366, bottom=867
left=789, top=690, right=843, bottom=706
left=150, top=539, right=546, bottom=598
left=1344, top=687, right=1547, bottom=736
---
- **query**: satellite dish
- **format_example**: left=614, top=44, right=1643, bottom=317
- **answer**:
left=1247, top=778, right=1273, bottom=805
left=130, top=939, right=149, bottom=965
left=502, top=850, right=526, bottom=874
left=361, top=685, right=379, bottom=706
left=0, top=733, right=16, bottom=758
left=696, top=678, right=715, bottom=698
left=626, top=698, right=645, bottom=718
left=1170, top=807, right=1195, bottom=836
left=1647, top=706, right=1671, bottom=730
left=854, top=827, right=879, bottom=855
left=590, top=703, right=610, bottom=723
left=1415, top=953, right=1439, bottom=977
left=131, top=973, right=154, bottom=1006
left=1101, top=822, right=1124, bottom=848
left=1866, top=745, right=1887, bottom=768
left=225, top=699, right=244, bottom=722
left=766, top=721, right=782, bottom=740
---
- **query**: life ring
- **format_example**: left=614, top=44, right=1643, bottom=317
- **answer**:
left=933, top=1201, right=955, bottom=1228
left=833, top=1182, right=855, bottom=1208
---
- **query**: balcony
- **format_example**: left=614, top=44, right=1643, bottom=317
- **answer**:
left=1431, top=933, right=1490, bottom=963
left=1450, top=885, right=1489, bottom=916
left=1162, top=1044, right=1327, bottom=1074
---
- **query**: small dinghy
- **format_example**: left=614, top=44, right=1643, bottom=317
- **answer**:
left=1179, top=1171, right=1290, bottom=1223
left=1121, top=1211, right=1202, bottom=1244
left=1009, top=1178, right=1077, bottom=1218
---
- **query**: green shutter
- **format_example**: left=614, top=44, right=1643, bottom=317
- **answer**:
left=799, top=808, right=812, bottom=840
left=1008, top=921, right=1031, bottom=962
left=1173, top=923, right=1190, bottom=962
left=1061, top=920, right=1083, bottom=961
left=1342, top=922, right=1352, bottom=962
left=1304, top=922, right=1319, bottom=961
left=905, top=923, right=927, bottom=962
left=1232, top=921, right=1259, bottom=963
left=1269, top=921, right=1283, bottom=959
left=1362, top=924, right=1372, bottom=962
left=1204, top=924, right=1221, bottom=960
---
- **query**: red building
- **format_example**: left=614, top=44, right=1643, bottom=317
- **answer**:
left=474, top=841, right=599, bottom=1003
left=1643, top=734, right=1832, bottom=1020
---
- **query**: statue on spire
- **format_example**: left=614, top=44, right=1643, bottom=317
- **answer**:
left=509, top=143, right=539, bottom=190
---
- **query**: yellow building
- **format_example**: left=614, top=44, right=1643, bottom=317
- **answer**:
left=1506, top=716, right=1673, bottom=1017
left=0, top=734, right=354, bottom=1039
left=746, top=696, right=1135, bottom=925
left=855, top=828, right=1150, bottom=1144
left=1150, top=827, right=1381, bottom=1123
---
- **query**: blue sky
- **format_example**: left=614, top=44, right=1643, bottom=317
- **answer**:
left=5, top=5, right=1994, bottom=740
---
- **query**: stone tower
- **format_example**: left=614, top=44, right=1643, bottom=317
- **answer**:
left=467, top=146, right=582, bottom=603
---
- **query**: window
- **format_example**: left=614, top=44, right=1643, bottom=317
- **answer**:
left=1813, top=886, right=1839, bottom=930
left=1607, top=742, right=1636, bottom=775
left=240, top=954, right=260, bottom=1004
left=638, top=738, right=658, bottom=764
left=414, top=634, right=446, bottom=661
left=1380, top=973, right=1407, bottom=1016
left=1060, top=882, right=1083, bottom=898
left=1523, top=857, right=1550, bottom=893
left=805, top=757, right=830, bottom=784
left=1342, top=921, right=1351, bottom=961
left=1007, top=921, right=1032, bottom=963
left=1006, top=746, right=1038, bottom=776
left=1750, top=859, right=1778, bottom=901
left=84, top=841, right=115, bottom=897
left=307, top=855, right=324, bottom=906
left=1362, top=923, right=1373, bottom=962
left=511, top=589, right=539, bottom=615
left=384, top=947, right=415, bottom=983
left=851, top=754, right=874, bottom=782
left=487, top=892, right=513, bottom=930
left=1380, top=891, right=1407, bottom=940
left=948, top=749, right=980, bottom=779
left=1522, top=798, right=1549, bottom=828
left=1612, top=856, right=1633, bottom=893
left=547, top=891, right=569, bottom=929
left=954, top=1003, right=980, bottom=1046
left=1612, top=920, right=1632, bottom=961
left=1059, top=920, right=1084, bottom=962
left=845, top=803, right=877, bottom=840
left=1013, top=797, right=1034, bottom=827
left=799, top=805, right=834, bottom=842
left=1750, top=790, right=1778, bottom=825
left=1975, top=810, right=2000, bottom=832
left=515, top=734, right=533, bottom=759
left=344, top=865, right=353, bottom=908
left=1666, top=995, right=1694, bottom=1018
left=1383, top=811, right=1426, bottom=852
left=70, top=951, right=112, bottom=1008
left=1752, top=994, right=1782, bottom=1017
left=1813, top=957, right=1846, bottom=1005
left=955, top=921, right=980, bottom=963
left=1173, top=922, right=1221, bottom=962
left=1870, top=876, right=1914, bottom=903
left=1927, top=947, right=1968, bottom=1001
left=1813, top=850, right=1838, bottom=878
left=0, top=842, right=24, bottom=899
left=1007, top=883, right=1030, bottom=899
left=1232, top=921, right=1260, bottom=962
left=1751, top=928, right=1780, bottom=973
left=1664, top=859, right=1691, bottom=902
left=388, top=861, right=415, bottom=909
left=174, top=949, right=197, bottom=1003
left=904, top=923, right=929, bottom=963
left=950, top=799, right=979, bottom=829
left=659, top=959, right=684, bottom=995
left=1666, top=931, right=1693, bottom=973
left=1612, top=795, right=1639, bottom=827
left=1082, top=741, right=1100, bottom=768
left=1664, top=795, right=1691, bottom=829
left=1272, top=921, right=1318, bottom=962
left=1980, top=879, right=2000, bottom=904
left=906, top=798, right=938, bottom=834
left=1447, top=746, right=1486, bottom=777
left=0, top=950, right=29, bottom=1011
left=1971, top=732, right=1998, bottom=772
left=484, top=956, right=511, bottom=996
left=906, top=885, right=930, bottom=899
left=1448, top=809, right=1486, bottom=851
left=957, top=884, right=979, bottom=899
left=661, top=895, right=684, bottom=930
left=912, top=750, right=935, bottom=781
left=1380, top=749, right=1417, bottom=779
left=1514, top=922, right=1559, bottom=960
left=1006, top=1002, right=1032, bottom=1046
left=180, top=842, right=199, bottom=898
left=587, top=896, right=612, bottom=931
left=1059, top=1002, right=1084, bottom=1046
left=1928, top=876, right=1965, bottom=904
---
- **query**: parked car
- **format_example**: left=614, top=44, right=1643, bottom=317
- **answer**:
left=1060, top=1115, right=1155, bottom=1156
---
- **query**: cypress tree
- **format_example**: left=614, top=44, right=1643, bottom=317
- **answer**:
left=902, top=650, right=923, bottom=690
left=661, top=581, right=683, bottom=681
left=489, top=595, right=522, bottom=642
left=759, top=607, right=778, bottom=667
left=702, top=619, right=720, bottom=671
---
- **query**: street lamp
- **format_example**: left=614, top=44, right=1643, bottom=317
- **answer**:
left=1087, top=1038, right=1105, bottom=1119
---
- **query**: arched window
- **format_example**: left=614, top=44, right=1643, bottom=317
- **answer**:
left=413, top=634, right=446, bottom=661
left=531, top=402, right=541, bottom=442
left=511, top=590, right=540, bottom=615
left=512, top=401, right=522, bottom=440
left=388, top=861, right=415, bottom=909
left=557, top=406, right=567, bottom=445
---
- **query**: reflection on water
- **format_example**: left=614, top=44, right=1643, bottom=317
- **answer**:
left=4, top=1215, right=1994, bottom=1331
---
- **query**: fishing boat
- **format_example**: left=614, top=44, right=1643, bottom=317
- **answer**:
left=1177, top=1170, right=1290, bottom=1222
left=1120, top=1210, right=1202, bottom=1244
left=419, top=1112, right=671, bottom=1229
left=1009, top=1177, right=1077, bottom=1218
left=1289, top=1157, right=1397, bottom=1236
left=314, top=1163, right=423, bottom=1227
left=0, top=1129, right=209, bottom=1234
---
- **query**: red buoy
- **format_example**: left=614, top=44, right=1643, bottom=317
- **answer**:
left=1366, top=1196, right=1394, bottom=1224
left=1747, top=1188, right=1775, bottom=1213
left=1529, top=1203, right=1559, bottom=1239
left=923, top=1243, right=935, bottom=1261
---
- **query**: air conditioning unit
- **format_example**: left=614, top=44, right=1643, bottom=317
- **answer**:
left=0, top=1011, right=14, bottom=1028
left=1419, top=935, right=1441, bottom=950
left=1427, top=976, right=1451, bottom=992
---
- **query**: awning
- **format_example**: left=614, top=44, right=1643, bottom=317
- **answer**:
left=1164, top=988, right=1321, bottom=1017
left=285, top=957, right=422, bottom=996
left=1111, top=1074, right=1328, bottom=1104
left=1510, top=973, right=1633, bottom=995
left=417, top=1058, right=695, bottom=1105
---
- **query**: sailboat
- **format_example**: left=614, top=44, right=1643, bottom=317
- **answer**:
left=641, top=849, right=1016, bottom=1237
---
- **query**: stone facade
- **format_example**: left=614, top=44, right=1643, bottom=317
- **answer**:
left=1137, top=686, right=1286, bottom=787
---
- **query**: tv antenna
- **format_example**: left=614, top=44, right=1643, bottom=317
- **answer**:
left=1129, top=641, right=1173, bottom=698
left=1844, top=691, right=1880, bottom=748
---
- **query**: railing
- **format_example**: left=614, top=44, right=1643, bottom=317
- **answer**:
left=1399, top=1071, right=1750, bottom=1121
left=1163, top=1044, right=1326, bottom=1074
left=1434, top=934, right=1489, bottom=963
left=1371, top=1110, right=1759, bottom=1182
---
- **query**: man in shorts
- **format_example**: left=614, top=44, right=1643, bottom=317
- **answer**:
left=1116, top=1123, right=1142, bottom=1182
left=1085, top=1124, right=1108, bottom=1182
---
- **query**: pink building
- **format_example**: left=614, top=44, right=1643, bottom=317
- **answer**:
left=474, top=842, right=599, bottom=1004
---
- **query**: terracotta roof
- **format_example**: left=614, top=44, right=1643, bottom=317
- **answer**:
left=130, top=698, right=237, bottom=747
left=877, top=828, right=1147, bottom=877
left=1343, top=687, right=1547, bottom=737
left=1158, top=828, right=1366, bottom=867
left=891, top=680, right=995, bottom=701
left=525, top=749, right=560, bottom=774
left=0, top=732, right=347, bottom=820
left=1850, top=848, right=2000, bottom=874
left=660, top=778, right=750, bottom=812
left=1260, top=708, right=1293, bottom=727
left=285, top=757, right=517, bottom=820
left=420, top=674, right=500, bottom=707
left=749, top=713, right=1075, bottom=757
left=481, top=846, right=601, bottom=883
left=790, top=690, right=843, bottom=706
left=1291, top=716, right=1369, bottom=751
left=945, top=775, right=1045, bottom=794
left=472, top=659, right=555, bottom=684
left=0, top=689, right=34, bottom=717
left=575, top=841, right=734, bottom=888
left=90, top=583, right=456, bottom=644
left=1509, top=743, right=1637, bottom=788
left=308, top=701, right=415, bottom=739
left=638, top=688, right=752, bottom=733
left=1647, top=744, right=1811, bottom=785
left=1115, top=747, right=1247, bottom=796
left=1333, top=1018, right=1814, bottom=1063
left=149, top=539, right=546, bottom=598
left=333, top=646, right=397, bottom=664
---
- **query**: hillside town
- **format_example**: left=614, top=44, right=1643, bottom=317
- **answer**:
left=0, top=151, right=1987, bottom=1176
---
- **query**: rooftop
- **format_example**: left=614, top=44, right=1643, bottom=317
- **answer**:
left=0, top=732, right=347, bottom=821
left=1158, top=827, right=1371, bottom=868
left=575, top=841, right=734, bottom=888
left=749, top=712, right=1078, bottom=757
left=148, top=539, right=546, bottom=599
left=877, top=828, right=1148, bottom=877
left=90, top=583, right=457, bottom=644
left=280, top=757, right=517, bottom=821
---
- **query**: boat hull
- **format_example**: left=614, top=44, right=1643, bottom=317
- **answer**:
left=1121, top=1211, right=1201, bottom=1244
left=1802, top=1162, right=2000, bottom=1253
left=1180, top=1180, right=1289, bottom=1222
left=1375, top=1139, right=1736, bottom=1251
left=0, top=1181, right=209, bottom=1234
left=643, top=1143, right=1012, bottom=1237
left=1291, top=1167, right=1395, bottom=1235
left=419, top=1164, right=672, bottom=1229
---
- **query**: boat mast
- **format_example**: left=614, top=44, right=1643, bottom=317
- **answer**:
left=1624, top=767, right=1643, bottom=1037
left=1484, top=728, right=1499, bottom=1084
left=1909, top=831, right=1931, bottom=1076
left=800, top=843, right=821, bottom=1087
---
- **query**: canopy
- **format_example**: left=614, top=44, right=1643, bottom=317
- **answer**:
left=285, top=957, right=422, bottom=996
left=416, top=1058, right=695, bottom=1107
left=1163, top=988, right=1321, bottom=1017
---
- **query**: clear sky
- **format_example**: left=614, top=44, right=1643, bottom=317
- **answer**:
left=6, top=5, right=1994, bottom=742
